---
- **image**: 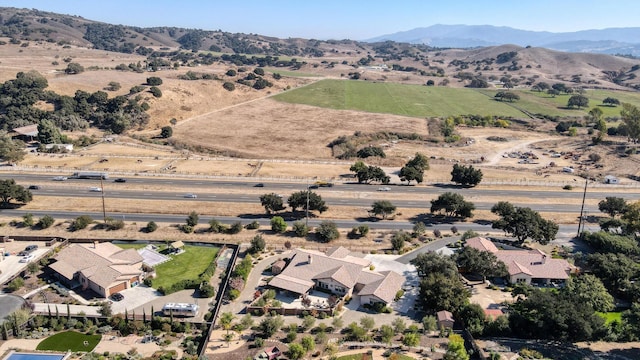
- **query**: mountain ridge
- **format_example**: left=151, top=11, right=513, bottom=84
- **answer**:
left=366, top=24, right=640, bottom=56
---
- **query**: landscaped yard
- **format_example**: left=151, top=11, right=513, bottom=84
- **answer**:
left=151, top=245, right=219, bottom=290
left=36, top=331, right=101, bottom=351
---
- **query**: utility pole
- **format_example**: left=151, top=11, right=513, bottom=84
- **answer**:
left=100, top=177, right=107, bottom=222
left=305, top=180, right=310, bottom=227
left=577, top=178, right=588, bottom=238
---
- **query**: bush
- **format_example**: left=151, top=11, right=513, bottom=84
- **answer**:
left=7, top=277, right=24, bottom=292
left=563, top=185, right=573, bottom=190
left=245, top=220, right=260, bottom=230
left=226, top=69, right=237, bottom=77
left=145, top=221, right=157, bottom=232
left=160, top=126, right=173, bottom=138
left=71, top=215, right=93, bottom=231
left=200, top=282, right=215, bottom=298
left=254, top=68, right=265, bottom=76
left=228, top=289, right=240, bottom=300
left=293, top=221, right=309, bottom=237
left=146, top=77, right=163, bottom=86
left=228, top=221, right=243, bottom=234
left=223, top=82, right=235, bottom=91
left=433, top=229, right=442, bottom=238
left=149, top=86, right=162, bottom=98
left=316, top=221, right=339, bottom=242
left=37, top=215, right=55, bottom=229
left=249, top=235, right=266, bottom=254
left=271, top=216, right=287, bottom=233
left=23, top=213, right=34, bottom=227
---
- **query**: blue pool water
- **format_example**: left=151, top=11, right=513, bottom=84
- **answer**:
left=6, top=354, right=65, bottom=360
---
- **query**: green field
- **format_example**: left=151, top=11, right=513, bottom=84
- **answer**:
left=151, top=245, right=219, bottom=290
left=597, top=311, right=622, bottom=324
left=274, top=79, right=640, bottom=119
left=37, top=331, right=101, bottom=351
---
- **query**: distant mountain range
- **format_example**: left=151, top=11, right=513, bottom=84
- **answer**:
left=366, top=25, right=640, bottom=56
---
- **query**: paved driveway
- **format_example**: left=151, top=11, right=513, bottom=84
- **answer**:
left=364, top=254, right=419, bottom=315
left=111, top=285, right=162, bottom=314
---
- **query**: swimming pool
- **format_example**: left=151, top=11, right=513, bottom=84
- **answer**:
left=4, top=352, right=67, bottom=360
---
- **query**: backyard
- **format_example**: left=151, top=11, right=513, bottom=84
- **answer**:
left=149, top=245, right=219, bottom=290
left=36, top=331, right=101, bottom=351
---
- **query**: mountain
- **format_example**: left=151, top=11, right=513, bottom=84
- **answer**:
left=366, top=24, right=640, bottom=56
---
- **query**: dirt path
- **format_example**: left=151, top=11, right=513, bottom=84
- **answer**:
left=484, top=138, right=542, bottom=166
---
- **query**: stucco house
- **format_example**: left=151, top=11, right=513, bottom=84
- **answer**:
left=268, top=247, right=404, bottom=306
left=466, top=237, right=572, bottom=285
left=49, top=242, right=144, bottom=297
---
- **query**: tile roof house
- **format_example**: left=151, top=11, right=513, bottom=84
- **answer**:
left=268, top=247, right=405, bottom=306
left=466, top=237, right=572, bottom=285
left=49, top=242, right=144, bottom=298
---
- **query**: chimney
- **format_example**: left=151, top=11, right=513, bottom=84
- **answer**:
left=542, top=255, right=547, bottom=264
left=94, top=241, right=99, bottom=249
left=308, top=254, right=312, bottom=264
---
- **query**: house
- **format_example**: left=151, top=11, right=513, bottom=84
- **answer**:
left=49, top=242, right=144, bottom=297
left=268, top=247, right=404, bottom=306
left=271, top=259, right=286, bottom=275
left=11, top=124, right=38, bottom=141
left=436, top=310, right=455, bottom=329
left=604, top=175, right=620, bottom=184
left=254, top=346, right=282, bottom=360
left=465, top=237, right=572, bottom=285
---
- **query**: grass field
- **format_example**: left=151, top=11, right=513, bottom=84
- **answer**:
left=36, top=331, right=101, bottom=351
left=151, top=245, right=219, bottom=290
left=597, top=311, right=622, bottom=324
left=274, top=79, right=640, bottom=119
left=273, top=79, right=525, bottom=118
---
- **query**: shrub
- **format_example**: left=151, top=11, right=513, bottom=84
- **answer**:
left=254, top=68, right=265, bottom=76
left=71, top=215, right=93, bottom=231
left=223, top=82, right=235, bottom=91
left=293, top=221, right=309, bottom=237
left=245, top=220, right=260, bottom=230
left=226, top=69, right=237, bottom=77
left=146, top=77, right=163, bottom=86
left=316, top=221, right=339, bottom=242
left=149, top=86, right=162, bottom=98
left=228, top=289, right=240, bottom=300
left=145, top=221, right=157, bottom=232
left=433, top=229, right=442, bottom=238
left=7, top=277, right=24, bottom=292
left=129, top=85, right=146, bottom=94
left=105, top=81, right=121, bottom=91
left=37, top=215, right=55, bottom=229
left=271, top=216, right=287, bottom=233
left=227, top=221, right=243, bottom=234
left=563, top=185, right=573, bottom=190
left=249, top=235, right=266, bottom=254
left=160, top=126, right=173, bottom=138
left=23, top=213, right=34, bottom=227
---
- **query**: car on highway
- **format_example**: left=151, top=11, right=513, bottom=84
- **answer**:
left=28, top=185, right=40, bottom=190
left=109, top=293, right=124, bottom=302
left=52, top=176, right=67, bottom=181
left=89, top=187, right=102, bottom=192
left=377, top=186, right=391, bottom=191
left=308, top=184, right=319, bottom=189
left=184, top=193, right=197, bottom=198
left=254, top=183, right=264, bottom=187
left=114, top=178, right=127, bottom=183
left=20, top=254, right=35, bottom=263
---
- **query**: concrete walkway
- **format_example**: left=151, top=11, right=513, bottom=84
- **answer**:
left=21, top=285, right=50, bottom=300
left=32, top=303, right=102, bottom=316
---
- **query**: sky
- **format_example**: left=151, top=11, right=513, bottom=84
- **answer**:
left=2, top=0, right=640, bottom=40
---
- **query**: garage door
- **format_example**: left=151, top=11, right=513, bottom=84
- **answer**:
left=108, top=282, right=127, bottom=295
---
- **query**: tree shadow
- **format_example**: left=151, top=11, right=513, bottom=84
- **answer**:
left=409, top=213, right=456, bottom=225
left=473, top=219, right=493, bottom=226
left=432, top=183, right=461, bottom=189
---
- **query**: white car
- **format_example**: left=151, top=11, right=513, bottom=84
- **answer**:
left=184, top=193, right=197, bottom=198
left=20, top=254, right=35, bottom=263
left=52, top=176, right=67, bottom=181
left=377, top=187, right=391, bottom=191
left=89, top=187, right=103, bottom=192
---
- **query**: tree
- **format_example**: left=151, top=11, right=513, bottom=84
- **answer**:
left=160, top=126, right=173, bottom=138
left=65, top=62, right=84, bottom=74
left=621, top=103, right=640, bottom=143
left=418, top=273, right=470, bottom=313
left=316, top=220, right=339, bottom=242
left=456, top=246, right=508, bottom=282
left=223, top=82, right=235, bottom=91
left=444, top=333, right=469, bottom=360
left=411, top=252, right=458, bottom=278
left=491, top=201, right=558, bottom=244
left=622, top=200, right=640, bottom=235
left=547, top=88, right=560, bottom=97
left=0, top=179, right=32, bottom=208
left=37, top=120, right=63, bottom=144
left=598, top=197, right=628, bottom=218
left=564, top=274, right=614, bottom=312
left=300, top=335, right=315, bottom=352
left=402, top=332, right=420, bottom=350
left=371, top=200, right=396, bottom=219
left=37, top=214, right=55, bottom=229
left=292, top=221, right=309, bottom=237
left=219, top=312, right=235, bottom=335
left=430, top=192, right=475, bottom=219
left=287, top=343, right=305, bottom=360
left=450, top=164, right=483, bottom=187
left=270, top=216, right=287, bottom=233
left=392, top=318, right=406, bottom=334
left=249, top=234, right=266, bottom=254
left=350, top=161, right=389, bottom=184
left=288, top=191, right=327, bottom=214
left=23, top=213, right=34, bottom=227
left=259, top=315, right=284, bottom=338
left=399, top=153, right=429, bottom=185
left=146, top=77, right=163, bottom=86
left=422, top=315, right=437, bottom=334
left=260, top=193, right=285, bottom=214
left=603, top=97, right=620, bottom=106
left=357, top=146, right=386, bottom=158
left=379, top=324, right=395, bottom=344
left=391, top=231, right=411, bottom=251
left=149, top=86, right=162, bottom=98
left=0, top=134, right=25, bottom=164
left=585, top=253, right=639, bottom=296
left=186, top=211, right=199, bottom=227
left=567, top=95, right=589, bottom=109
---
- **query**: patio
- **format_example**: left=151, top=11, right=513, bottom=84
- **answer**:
left=274, top=290, right=332, bottom=310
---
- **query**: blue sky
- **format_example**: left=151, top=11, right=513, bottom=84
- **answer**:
left=2, top=0, right=639, bottom=40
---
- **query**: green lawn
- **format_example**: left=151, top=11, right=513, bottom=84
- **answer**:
left=597, top=311, right=622, bottom=324
left=37, top=331, right=101, bottom=351
left=274, top=79, right=640, bottom=119
left=151, top=245, right=219, bottom=290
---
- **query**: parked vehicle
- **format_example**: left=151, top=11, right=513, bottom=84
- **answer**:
left=110, top=293, right=124, bottom=301
left=25, top=245, right=38, bottom=252
left=20, top=254, right=35, bottom=263
left=28, top=185, right=40, bottom=190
